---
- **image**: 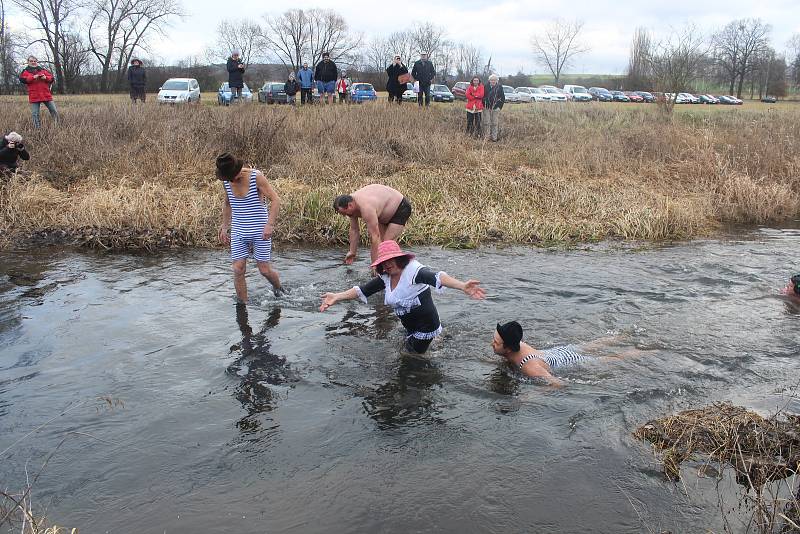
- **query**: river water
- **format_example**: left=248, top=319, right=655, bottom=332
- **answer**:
left=1, top=230, right=799, bottom=533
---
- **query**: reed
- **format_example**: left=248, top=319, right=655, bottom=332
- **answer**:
left=1, top=96, right=798, bottom=250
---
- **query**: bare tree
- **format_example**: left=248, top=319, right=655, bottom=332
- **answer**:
left=0, top=0, right=23, bottom=93
left=436, top=38, right=457, bottom=82
left=712, top=18, right=771, bottom=98
left=86, top=0, right=183, bottom=92
left=208, top=18, right=262, bottom=66
left=410, top=21, right=445, bottom=58
left=530, top=18, right=588, bottom=86
left=363, top=35, right=393, bottom=73
left=647, top=24, right=707, bottom=114
left=455, top=42, right=483, bottom=79
left=13, top=0, right=81, bottom=93
left=60, top=30, right=90, bottom=91
left=626, top=27, right=652, bottom=89
left=262, top=8, right=307, bottom=72
left=787, top=33, right=800, bottom=88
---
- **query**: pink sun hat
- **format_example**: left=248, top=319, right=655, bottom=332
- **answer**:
left=370, top=240, right=415, bottom=268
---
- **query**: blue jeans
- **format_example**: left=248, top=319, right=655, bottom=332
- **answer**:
left=31, top=101, right=58, bottom=128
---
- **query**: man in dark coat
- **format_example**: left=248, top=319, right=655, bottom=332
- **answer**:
left=385, top=55, right=408, bottom=105
left=314, top=52, right=338, bottom=105
left=482, top=74, right=505, bottom=142
left=226, top=51, right=246, bottom=103
left=0, top=132, right=29, bottom=175
left=127, top=58, right=147, bottom=103
left=411, top=52, right=436, bottom=107
left=284, top=72, right=299, bottom=106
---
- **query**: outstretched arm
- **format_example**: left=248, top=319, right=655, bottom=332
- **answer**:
left=345, top=216, right=360, bottom=264
left=319, top=287, right=359, bottom=311
left=438, top=273, right=486, bottom=300
left=360, top=207, right=382, bottom=263
left=521, top=361, right=564, bottom=387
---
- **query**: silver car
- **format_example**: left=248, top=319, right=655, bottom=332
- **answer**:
left=502, top=85, right=521, bottom=103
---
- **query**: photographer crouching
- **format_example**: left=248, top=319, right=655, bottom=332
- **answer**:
left=0, top=132, right=30, bottom=176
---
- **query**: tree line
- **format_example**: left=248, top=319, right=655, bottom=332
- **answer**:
left=2, top=3, right=799, bottom=100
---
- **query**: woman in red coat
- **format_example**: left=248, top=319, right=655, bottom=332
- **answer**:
left=465, top=76, right=484, bottom=137
left=19, top=56, right=58, bottom=128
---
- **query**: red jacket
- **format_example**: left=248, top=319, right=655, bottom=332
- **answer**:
left=19, top=67, right=54, bottom=103
left=466, top=84, right=484, bottom=111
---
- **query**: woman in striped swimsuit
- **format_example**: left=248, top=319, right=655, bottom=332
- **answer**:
left=217, top=153, right=287, bottom=302
left=491, top=321, right=630, bottom=386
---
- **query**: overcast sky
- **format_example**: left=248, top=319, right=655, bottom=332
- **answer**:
left=12, top=0, right=800, bottom=74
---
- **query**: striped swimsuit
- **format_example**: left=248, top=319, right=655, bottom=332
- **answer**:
left=224, top=169, right=271, bottom=262
left=518, top=345, right=589, bottom=370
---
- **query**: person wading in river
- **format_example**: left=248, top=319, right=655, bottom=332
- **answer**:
left=492, top=321, right=642, bottom=386
left=333, top=185, right=412, bottom=265
left=781, top=274, right=800, bottom=300
left=217, top=153, right=287, bottom=302
left=319, top=240, right=485, bottom=354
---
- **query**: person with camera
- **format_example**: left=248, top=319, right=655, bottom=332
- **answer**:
left=226, top=51, right=246, bottom=103
left=19, top=56, right=58, bottom=129
left=386, top=55, right=409, bottom=105
left=0, top=132, right=30, bottom=175
left=127, top=58, right=147, bottom=103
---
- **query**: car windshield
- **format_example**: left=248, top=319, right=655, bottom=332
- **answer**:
left=406, top=83, right=413, bottom=90
left=353, top=84, right=373, bottom=91
left=573, top=87, right=588, bottom=93
left=502, top=86, right=515, bottom=92
left=638, top=92, right=652, bottom=96
left=544, top=88, right=560, bottom=94
left=221, top=83, right=229, bottom=91
left=162, top=81, right=189, bottom=91
left=272, top=84, right=284, bottom=91
left=432, top=85, right=449, bottom=92
left=530, top=88, right=543, bottom=94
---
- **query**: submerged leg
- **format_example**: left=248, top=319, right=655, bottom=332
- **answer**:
left=404, top=336, right=434, bottom=354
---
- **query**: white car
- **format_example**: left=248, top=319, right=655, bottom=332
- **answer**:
left=562, top=84, right=592, bottom=102
left=402, top=82, right=417, bottom=102
left=502, top=85, right=521, bottom=103
left=541, top=86, right=567, bottom=102
left=521, top=87, right=550, bottom=102
left=513, top=87, right=533, bottom=103
left=676, top=92, right=699, bottom=104
left=158, top=77, right=201, bottom=104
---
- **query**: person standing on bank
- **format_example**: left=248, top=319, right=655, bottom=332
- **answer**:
left=216, top=152, right=288, bottom=302
left=483, top=74, right=505, bottom=142
left=284, top=72, right=299, bottom=106
left=19, top=56, right=58, bottom=129
left=411, top=52, right=435, bottom=107
left=333, top=184, right=412, bottom=265
left=319, top=240, right=486, bottom=354
left=0, top=132, right=30, bottom=175
left=465, top=76, right=484, bottom=137
left=226, top=51, right=246, bottom=103
left=297, top=61, right=314, bottom=105
left=127, top=58, right=147, bottom=103
left=386, top=55, right=408, bottom=105
left=336, top=71, right=349, bottom=103
left=314, top=52, right=338, bottom=105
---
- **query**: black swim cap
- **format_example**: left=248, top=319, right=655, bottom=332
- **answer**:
left=496, top=321, right=523, bottom=352
left=792, top=274, right=800, bottom=295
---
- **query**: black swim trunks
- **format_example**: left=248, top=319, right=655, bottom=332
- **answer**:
left=388, top=197, right=412, bottom=226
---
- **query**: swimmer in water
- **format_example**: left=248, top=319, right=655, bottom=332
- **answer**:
left=780, top=274, right=800, bottom=300
left=492, top=321, right=641, bottom=386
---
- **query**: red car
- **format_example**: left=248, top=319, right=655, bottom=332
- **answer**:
left=451, top=81, right=469, bottom=101
left=624, top=91, right=644, bottom=103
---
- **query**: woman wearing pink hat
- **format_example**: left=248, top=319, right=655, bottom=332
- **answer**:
left=320, top=240, right=485, bottom=354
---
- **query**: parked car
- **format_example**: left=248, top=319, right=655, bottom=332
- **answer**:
left=157, top=78, right=201, bottom=104
left=258, top=82, right=288, bottom=104
left=217, top=82, right=252, bottom=105
left=623, top=91, right=644, bottom=103
left=541, top=86, right=567, bottom=102
left=610, top=90, right=630, bottom=102
left=698, top=94, right=719, bottom=104
left=516, top=87, right=549, bottom=102
left=451, top=81, right=469, bottom=101
left=719, top=95, right=743, bottom=105
left=430, top=84, right=454, bottom=102
left=634, top=91, right=655, bottom=103
left=562, top=84, right=592, bottom=102
left=350, top=82, right=377, bottom=103
left=676, top=92, right=700, bottom=104
left=402, top=82, right=417, bottom=102
left=761, top=95, right=777, bottom=103
left=502, top=85, right=521, bottom=103
left=588, top=87, right=613, bottom=102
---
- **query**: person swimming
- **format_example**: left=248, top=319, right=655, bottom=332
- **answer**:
left=781, top=274, right=800, bottom=299
left=492, top=321, right=641, bottom=386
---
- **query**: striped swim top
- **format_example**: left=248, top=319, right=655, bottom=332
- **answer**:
left=224, top=169, right=269, bottom=234
left=518, top=345, right=589, bottom=370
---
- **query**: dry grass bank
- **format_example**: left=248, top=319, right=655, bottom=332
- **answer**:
left=0, top=96, right=798, bottom=250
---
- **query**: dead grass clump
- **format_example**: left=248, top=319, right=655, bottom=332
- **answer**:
left=635, top=402, right=800, bottom=532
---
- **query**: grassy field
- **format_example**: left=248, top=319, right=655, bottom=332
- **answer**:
left=0, top=93, right=798, bottom=251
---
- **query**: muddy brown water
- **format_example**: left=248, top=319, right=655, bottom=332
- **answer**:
left=1, top=230, right=799, bottom=533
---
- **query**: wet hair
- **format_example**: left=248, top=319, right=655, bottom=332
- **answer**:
left=333, top=195, right=353, bottom=211
left=792, top=274, right=800, bottom=295
left=496, top=321, right=523, bottom=352
left=375, top=254, right=411, bottom=275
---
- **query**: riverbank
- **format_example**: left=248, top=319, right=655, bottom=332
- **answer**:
left=1, top=96, right=798, bottom=250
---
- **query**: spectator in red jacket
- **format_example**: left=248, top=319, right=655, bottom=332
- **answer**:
left=465, top=76, right=484, bottom=137
left=19, top=56, right=58, bottom=129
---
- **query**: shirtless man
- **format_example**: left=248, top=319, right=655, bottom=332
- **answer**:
left=492, top=321, right=640, bottom=386
left=781, top=274, right=800, bottom=300
left=333, top=185, right=412, bottom=264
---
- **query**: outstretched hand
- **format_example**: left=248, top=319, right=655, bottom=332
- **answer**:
left=319, top=292, right=338, bottom=311
left=462, top=280, right=485, bottom=300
